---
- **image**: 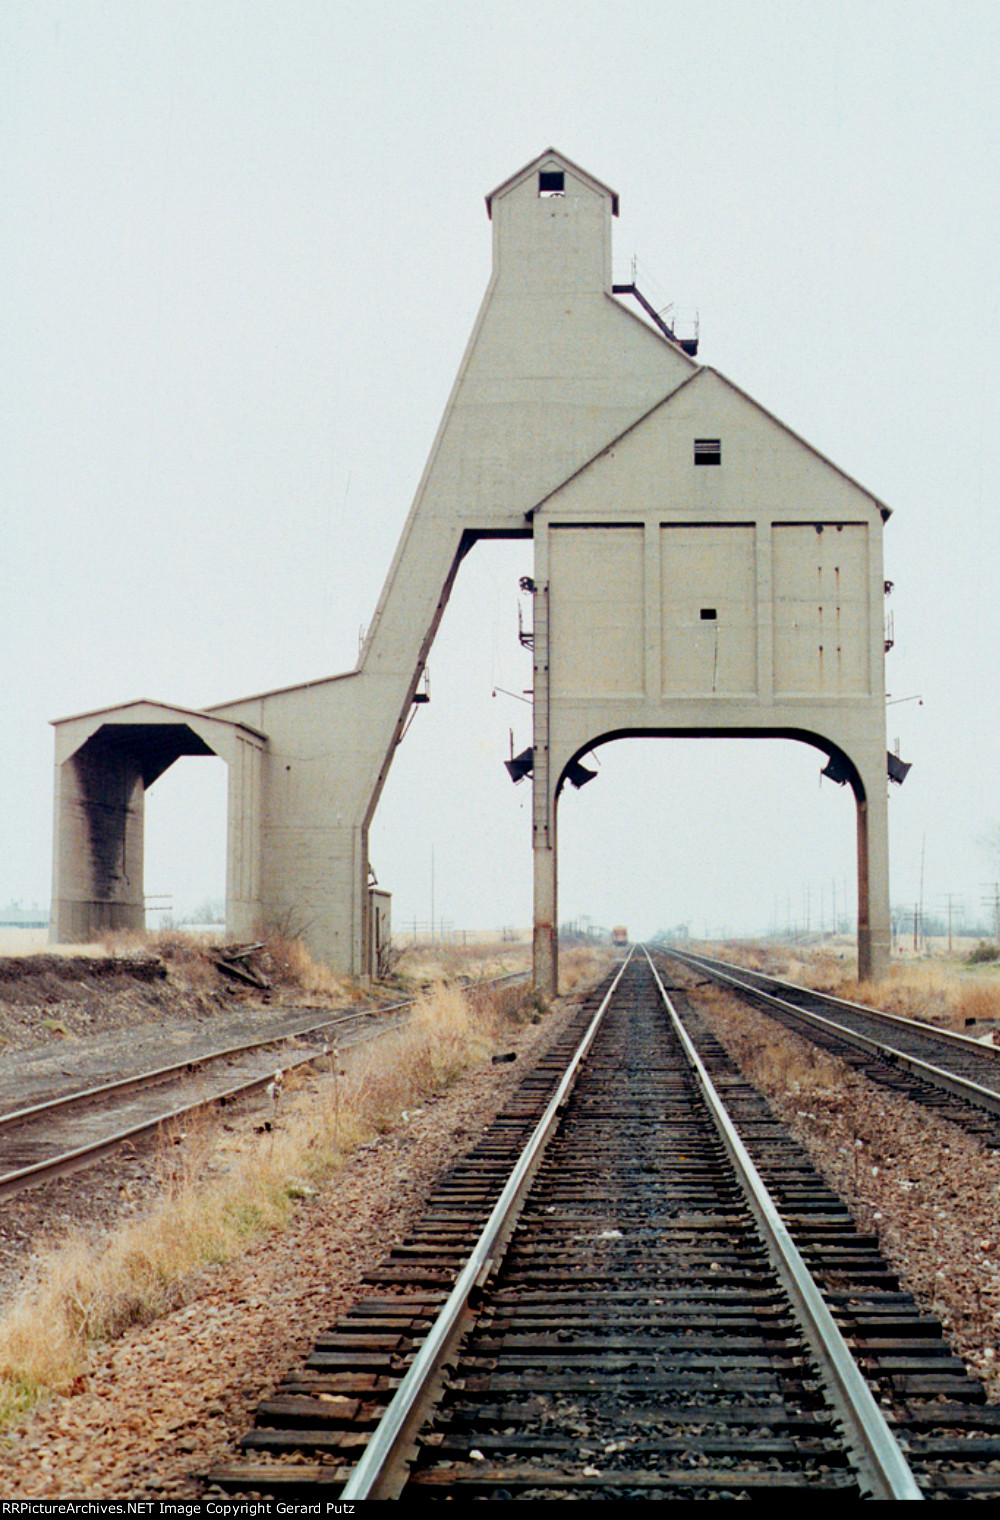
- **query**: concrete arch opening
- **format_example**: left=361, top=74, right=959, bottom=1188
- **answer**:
left=51, top=703, right=264, bottom=943
left=144, top=754, right=228, bottom=929
left=536, top=710, right=889, bottom=993
left=552, top=734, right=867, bottom=948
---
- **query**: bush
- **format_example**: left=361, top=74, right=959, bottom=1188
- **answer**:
left=967, top=941, right=1000, bottom=965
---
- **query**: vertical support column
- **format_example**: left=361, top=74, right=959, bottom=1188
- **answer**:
left=643, top=520, right=661, bottom=699
left=854, top=750, right=891, bottom=982
left=225, top=734, right=263, bottom=939
left=532, top=528, right=557, bottom=997
left=534, top=825, right=558, bottom=998
left=51, top=738, right=146, bottom=940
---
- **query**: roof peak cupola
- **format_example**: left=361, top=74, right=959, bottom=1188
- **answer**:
left=485, top=149, right=618, bottom=293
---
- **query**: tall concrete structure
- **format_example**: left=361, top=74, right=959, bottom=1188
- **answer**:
left=51, top=150, right=894, bottom=985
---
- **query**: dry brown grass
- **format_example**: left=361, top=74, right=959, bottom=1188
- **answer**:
left=699, top=985, right=850, bottom=1098
left=820, top=962, right=1000, bottom=1034
left=253, top=928, right=360, bottom=1003
left=394, top=939, right=531, bottom=987
left=559, top=944, right=616, bottom=995
left=954, top=981, right=1000, bottom=1027
left=849, top=970, right=1000, bottom=1033
left=0, top=978, right=527, bottom=1425
left=711, top=939, right=1000, bottom=1035
left=844, top=966, right=963, bottom=1029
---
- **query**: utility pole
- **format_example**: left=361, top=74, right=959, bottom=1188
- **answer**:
left=939, top=892, right=962, bottom=957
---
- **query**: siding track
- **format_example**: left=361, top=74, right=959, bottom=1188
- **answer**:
left=206, top=955, right=1000, bottom=1501
left=667, top=947, right=1000, bottom=1135
left=0, top=1007, right=401, bottom=1200
left=0, top=977, right=527, bottom=1201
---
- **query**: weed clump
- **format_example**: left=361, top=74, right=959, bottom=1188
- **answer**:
left=254, top=928, right=358, bottom=1002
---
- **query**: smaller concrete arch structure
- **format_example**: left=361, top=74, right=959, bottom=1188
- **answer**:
left=51, top=701, right=264, bottom=940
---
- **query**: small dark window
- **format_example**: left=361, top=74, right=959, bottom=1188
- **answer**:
left=694, top=439, right=721, bottom=465
left=539, top=170, right=565, bottom=197
left=700, top=608, right=718, bottom=621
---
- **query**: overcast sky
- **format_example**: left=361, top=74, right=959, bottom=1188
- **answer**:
left=3, top=1, right=998, bottom=943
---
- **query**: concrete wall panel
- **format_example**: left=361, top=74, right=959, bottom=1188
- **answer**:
left=661, top=525, right=757, bottom=695
left=549, top=526, right=645, bottom=697
left=772, top=523, right=871, bottom=696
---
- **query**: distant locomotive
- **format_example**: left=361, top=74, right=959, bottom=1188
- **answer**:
left=611, top=926, right=628, bottom=947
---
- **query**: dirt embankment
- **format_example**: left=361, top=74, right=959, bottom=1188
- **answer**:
left=0, top=950, right=243, bottom=1055
left=0, top=929, right=359, bottom=1056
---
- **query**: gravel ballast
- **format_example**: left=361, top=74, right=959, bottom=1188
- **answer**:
left=689, top=981, right=1000, bottom=1401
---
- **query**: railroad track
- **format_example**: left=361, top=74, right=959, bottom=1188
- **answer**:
left=0, top=975, right=526, bottom=1201
left=665, top=947, right=1000, bottom=1134
left=205, top=952, right=1000, bottom=1501
left=0, top=1008, right=396, bottom=1201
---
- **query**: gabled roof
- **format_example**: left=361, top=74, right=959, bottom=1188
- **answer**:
left=51, top=697, right=267, bottom=741
left=698, top=367, right=892, bottom=518
left=486, top=148, right=619, bottom=218
left=529, top=365, right=892, bottom=520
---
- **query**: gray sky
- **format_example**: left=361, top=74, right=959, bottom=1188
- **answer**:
left=3, top=1, right=998, bottom=942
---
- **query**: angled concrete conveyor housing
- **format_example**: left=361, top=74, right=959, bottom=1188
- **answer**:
left=50, top=149, right=893, bottom=987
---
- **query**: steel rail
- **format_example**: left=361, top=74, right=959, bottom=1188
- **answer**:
left=0, top=971, right=526, bottom=1131
left=0, top=1031, right=371, bottom=1202
left=0, top=1011, right=371, bottom=1133
left=340, top=951, right=636, bottom=1501
left=0, top=1011, right=408, bottom=1201
left=669, top=948, right=1000, bottom=1120
left=642, top=948, right=923, bottom=1501
left=677, top=949, right=1000, bottom=1065
left=0, top=1003, right=471, bottom=1203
